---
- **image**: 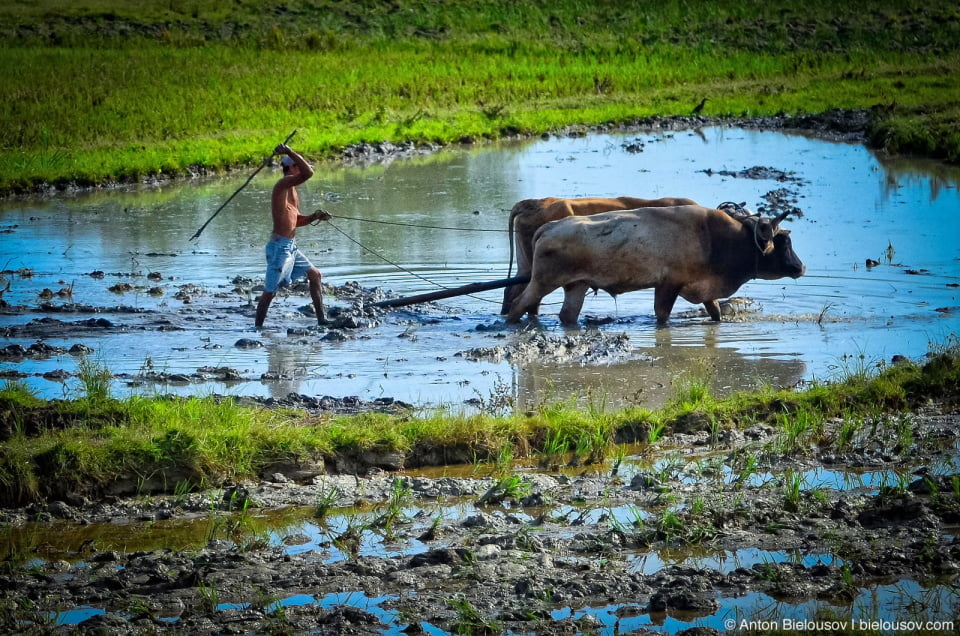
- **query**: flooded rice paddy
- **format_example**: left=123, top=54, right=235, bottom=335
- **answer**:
left=2, top=125, right=960, bottom=633
left=1, top=125, right=959, bottom=410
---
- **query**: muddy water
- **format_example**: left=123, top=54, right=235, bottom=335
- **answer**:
left=1, top=127, right=959, bottom=408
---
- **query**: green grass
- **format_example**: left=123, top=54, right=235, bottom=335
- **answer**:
left=0, top=0, right=958, bottom=194
left=2, top=339, right=958, bottom=506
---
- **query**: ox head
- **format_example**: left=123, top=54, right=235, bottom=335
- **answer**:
left=756, top=228, right=806, bottom=280
left=717, top=202, right=794, bottom=255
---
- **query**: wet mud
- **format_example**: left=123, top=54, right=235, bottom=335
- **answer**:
left=1, top=406, right=958, bottom=633
left=0, top=271, right=709, bottom=401
left=0, top=279, right=406, bottom=398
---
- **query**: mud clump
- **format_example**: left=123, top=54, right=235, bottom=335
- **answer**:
left=458, top=330, right=635, bottom=364
left=2, top=317, right=118, bottom=338
left=708, top=165, right=804, bottom=183
left=239, top=392, right=413, bottom=415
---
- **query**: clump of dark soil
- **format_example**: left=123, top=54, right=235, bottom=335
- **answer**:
left=459, top=329, right=636, bottom=363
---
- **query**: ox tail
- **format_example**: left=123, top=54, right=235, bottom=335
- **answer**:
left=506, top=205, right=518, bottom=278
left=505, top=198, right=540, bottom=278
left=501, top=200, right=530, bottom=314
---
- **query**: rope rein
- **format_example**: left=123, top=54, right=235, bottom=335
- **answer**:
left=322, top=211, right=509, bottom=233
left=321, top=219, right=503, bottom=305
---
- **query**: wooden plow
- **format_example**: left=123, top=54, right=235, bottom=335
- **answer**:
left=373, top=275, right=529, bottom=309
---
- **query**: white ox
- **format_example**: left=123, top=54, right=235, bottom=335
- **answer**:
left=505, top=204, right=805, bottom=325
left=501, top=196, right=698, bottom=315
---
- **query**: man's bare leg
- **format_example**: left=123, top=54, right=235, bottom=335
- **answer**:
left=255, top=291, right=275, bottom=328
left=307, top=268, right=327, bottom=325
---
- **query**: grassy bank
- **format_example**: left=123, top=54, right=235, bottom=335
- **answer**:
left=0, top=0, right=958, bottom=194
left=1, top=340, right=958, bottom=507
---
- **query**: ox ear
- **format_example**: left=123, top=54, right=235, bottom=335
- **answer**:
left=755, top=219, right=775, bottom=254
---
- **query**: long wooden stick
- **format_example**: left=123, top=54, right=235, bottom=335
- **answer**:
left=189, top=129, right=297, bottom=242
left=373, top=276, right=530, bottom=308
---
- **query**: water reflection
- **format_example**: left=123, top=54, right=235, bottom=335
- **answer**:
left=876, top=153, right=960, bottom=202
left=510, top=324, right=807, bottom=411
left=1, top=127, right=959, bottom=407
left=264, top=337, right=322, bottom=398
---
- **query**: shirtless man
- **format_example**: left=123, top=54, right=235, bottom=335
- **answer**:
left=255, top=144, right=331, bottom=328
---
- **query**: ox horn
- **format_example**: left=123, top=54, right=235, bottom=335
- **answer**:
left=772, top=209, right=791, bottom=226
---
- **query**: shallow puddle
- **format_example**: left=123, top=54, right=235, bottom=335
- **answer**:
left=552, top=581, right=959, bottom=635
left=627, top=546, right=841, bottom=576
left=54, top=591, right=401, bottom=630
left=2, top=127, right=959, bottom=410
left=48, top=578, right=960, bottom=633
left=3, top=446, right=955, bottom=567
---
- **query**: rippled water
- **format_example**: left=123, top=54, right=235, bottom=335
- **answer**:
left=1, top=127, right=959, bottom=408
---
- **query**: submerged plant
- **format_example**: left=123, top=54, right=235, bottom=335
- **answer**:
left=478, top=474, right=530, bottom=505
left=569, top=424, right=612, bottom=466
left=647, top=420, right=666, bottom=444
left=656, top=456, right=684, bottom=483
left=492, top=442, right=514, bottom=476
left=776, top=404, right=825, bottom=455
left=372, top=478, right=412, bottom=536
left=538, top=430, right=568, bottom=469
left=835, top=415, right=862, bottom=452
left=314, top=486, right=341, bottom=521
left=333, top=520, right=364, bottom=559
left=610, top=444, right=628, bottom=477
left=250, top=585, right=287, bottom=625
left=657, top=509, right=684, bottom=540
left=448, top=596, right=501, bottom=635
left=173, top=479, right=196, bottom=507
left=782, top=470, right=804, bottom=512
left=893, top=414, right=915, bottom=453
left=197, top=581, right=219, bottom=614
left=418, top=514, right=443, bottom=541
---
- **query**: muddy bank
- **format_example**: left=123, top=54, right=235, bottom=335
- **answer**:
left=2, top=405, right=959, bottom=633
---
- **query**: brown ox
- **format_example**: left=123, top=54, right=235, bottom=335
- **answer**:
left=501, top=196, right=698, bottom=315
left=505, top=204, right=804, bottom=326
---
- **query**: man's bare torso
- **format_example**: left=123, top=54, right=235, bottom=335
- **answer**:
left=271, top=179, right=301, bottom=238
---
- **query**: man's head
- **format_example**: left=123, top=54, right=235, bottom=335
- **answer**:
left=281, top=155, right=296, bottom=174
